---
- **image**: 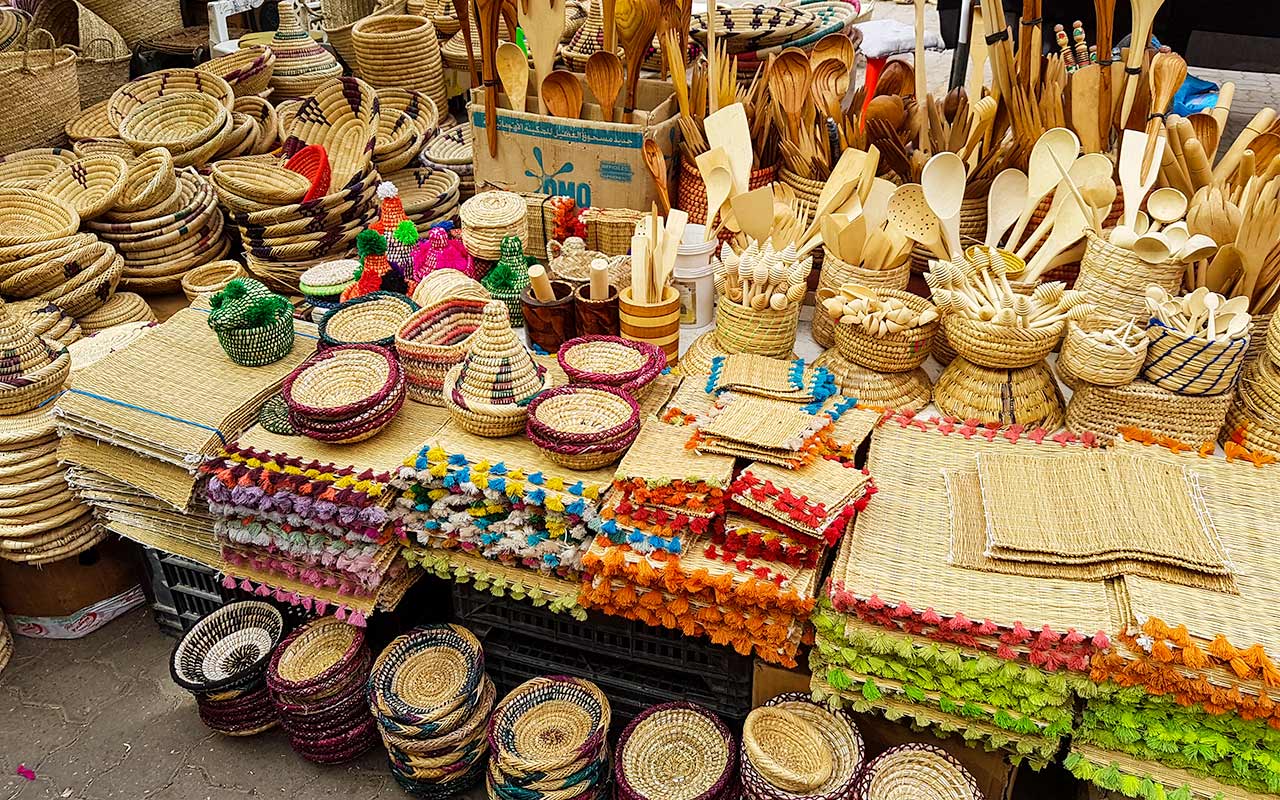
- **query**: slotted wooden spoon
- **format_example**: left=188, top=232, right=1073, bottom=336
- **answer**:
left=888, top=183, right=948, bottom=260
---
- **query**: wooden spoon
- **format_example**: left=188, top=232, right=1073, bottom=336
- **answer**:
left=1005, top=127, right=1081, bottom=249
left=1118, top=0, right=1166, bottom=127
left=1024, top=181, right=1093, bottom=281
left=585, top=51, right=624, bottom=123
left=887, top=183, right=948, bottom=260
left=1248, top=133, right=1280, bottom=175
left=615, top=0, right=659, bottom=122
left=920, top=151, right=966, bottom=258
left=731, top=185, right=775, bottom=243
left=1188, top=112, right=1220, bottom=162
left=813, top=33, right=855, bottom=71
left=542, top=70, right=584, bottom=119
left=770, top=48, right=813, bottom=148
left=695, top=147, right=733, bottom=239
left=985, top=168, right=1028, bottom=247
left=642, top=138, right=670, bottom=214
left=1118, top=128, right=1164, bottom=230
left=1141, top=51, right=1186, bottom=176
left=520, top=0, right=566, bottom=114
left=495, top=42, right=529, bottom=112
left=1145, top=186, right=1187, bottom=231
left=865, top=94, right=906, bottom=131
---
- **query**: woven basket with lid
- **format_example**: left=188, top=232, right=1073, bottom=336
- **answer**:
left=442, top=300, right=549, bottom=436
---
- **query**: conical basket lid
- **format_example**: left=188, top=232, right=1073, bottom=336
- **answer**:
left=455, top=301, right=543, bottom=405
left=272, top=1, right=340, bottom=71
left=0, top=298, right=56, bottom=380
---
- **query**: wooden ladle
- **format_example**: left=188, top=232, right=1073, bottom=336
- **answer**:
left=495, top=42, right=529, bottom=112
left=1004, top=127, right=1080, bottom=249
left=585, top=51, right=623, bottom=123
left=542, top=70, right=584, bottom=119
left=642, top=138, right=671, bottom=214
left=614, top=0, right=659, bottom=122
left=920, top=151, right=966, bottom=258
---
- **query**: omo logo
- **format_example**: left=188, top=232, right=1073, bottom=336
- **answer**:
left=525, top=146, right=591, bottom=207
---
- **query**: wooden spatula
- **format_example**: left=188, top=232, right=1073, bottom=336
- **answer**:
left=731, top=186, right=775, bottom=244
left=520, top=0, right=567, bottom=114
left=695, top=146, right=733, bottom=239
left=705, top=103, right=752, bottom=195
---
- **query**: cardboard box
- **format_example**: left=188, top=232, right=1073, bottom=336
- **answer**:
left=468, top=74, right=680, bottom=212
left=753, top=659, right=813, bottom=706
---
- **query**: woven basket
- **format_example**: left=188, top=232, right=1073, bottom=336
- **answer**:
left=831, top=289, right=938, bottom=372
left=0, top=187, right=80, bottom=245
left=934, top=357, right=1065, bottom=429
left=73, top=37, right=130, bottom=109
left=1242, top=312, right=1273, bottom=366
left=352, top=14, right=447, bottom=117
left=182, top=260, right=248, bottom=300
left=107, top=67, right=235, bottom=128
left=1141, top=320, right=1248, bottom=397
left=460, top=191, right=528, bottom=260
left=197, top=45, right=277, bottom=98
left=615, top=702, right=736, bottom=800
left=283, top=343, right=406, bottom=443
left=115, top=147, right=176, bottom=212
left=557, top=335, right=665, bottom=395
left=1075, top=231, right=1182, bottom=327
left=0, top=146, right=77, bottom=189
left=206, top=279, right=297, bottom=367
left=744, top=692, right=863, bottom=800
left=743, top=706, right=833, bottom=794
left=813, top=249, right=910, bottom=349
left=1223, top=355, right=1280, bottom=456
left=715, top=298, right=800, bottom=359
left=119, top=92, right=231, bottom=166
left=319, top=291, right=419, bottom=348
left=65, top=100, right=116, bottom=141
left=270, top=1, right=343, bottom=100
left=281, top=76, right=379, bottom=192
left=810, top=348, right=931, bottom=411
left=396, top=297, right=486, bottom=404
left=170, top=600, right=285, bottom=694
left=677, top=156, right=777, bottom=228
left=1058, top=321, right=1147, bottom=387
left=325, top=0, right=407, bottom=66
left=77, top=0, right=182, bottom=48
left=412, top=266, right=489, bottom=306
left=1066, top=376, right=1232, bottom=443
left=0, top=30, right=80, bottom=153
left=488, top=676, right=610, bottom=790
left=39, top=153, right=127, bottom=220
left=854, top=743, right=982, bottom=800
left=526, top=384, right=640, bottom=469
left=941, top=314, right=1063, bottom=369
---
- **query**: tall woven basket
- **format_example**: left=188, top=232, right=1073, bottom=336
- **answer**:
left=1075, top=231, right=1182, bottom=327
left=76, top=0, right=183, bottom=47
left=73, top=37, right=130, bottom=108
left=0, top=30, right=80, bottom=152
left=714, top=298, right=800, bottom=359
left=812, top=249, right=910, bottom=349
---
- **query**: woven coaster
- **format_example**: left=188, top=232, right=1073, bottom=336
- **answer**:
left=977, top=450, right=1231, bottom=574
left=944, top=468, right=1239, bottom=593
left=707, top=354, right=838, bottom=405
left=698, top=393, right=832, bottom=452
left=258, top=394, right=297, bottom=436
left=731, top=458, right=871, bottom=544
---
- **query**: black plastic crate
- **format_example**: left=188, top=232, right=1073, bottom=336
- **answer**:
left=478, top=625, right=754, bottom=728
left=453, top=583, right=755, bottom=682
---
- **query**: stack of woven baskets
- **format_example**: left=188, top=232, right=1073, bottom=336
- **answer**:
left=108, top=68, right=238, bottom=167
left=383, top=165, right=461, bottom=234
left=422, top=125, right=474, bottom=201
left=267, top=617, right=377, bottom=764
left=300, top=259, right=361, bottom=314
left=853, top=743, right=984, bottom=800
left=396, top=295, right=488, bottom=404
left=219, top=77, right=382, bottom=291
left=353, top=15, right=448, bottom=121
left=487, top=676, right=612, bottom=800
left=374, top=87, right=439, bottom=174
left=170, top=601, right=285, bottom=737
left=526, top=384, right=642, bottom=468
left=460, top=190, right=529, bottom=263
left=282, top=344, right=406, bottom=443
left=196, top=45, right=277, bottom=98
left=368, top=625, right=496, bottom=796
left=443, top=300, right=551, bottom=436
left=614, top=702, right=738, bottom=800
left=1224, top=313, right=1280, bottom=456
left=740, top=693, right=864, bottom=800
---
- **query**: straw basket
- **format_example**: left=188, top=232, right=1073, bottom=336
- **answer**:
left=1075, top=231, right=1182, bottom=327
left=270, top=1, right=344, bottom=101
left=715, top=297, right=800, bottom=359
left=831, top=290, right=937, bottom=372
left=460, top=191, right=527, bottom=260
left=941, top=314, right=1063, bottom=369
left=1066, top=377, right=1233, bottom=444
left=813, top=249, right=910, bottom=348
left=0, top=146, right=77, bottom=189
left=743, top=692, right=863, bottom=800
left=77, top=0, right=183, bottom=48
left=119, top=92, right=232, bottom=167
left=283, top=344, right=406, bottom=443
left=811, top=349, right=932, bottom=411
left=412, top=267, right=488, bottom=306
left=318, top=291, right=419, bottom=348
left=0, top=187, right=80, bottom=245
left=526, top=384, right=641, bottom=469
left=39, top=153, right=128, bottom=220
left=352, top=15, right=447, bottom=117
left=0, top=30, right=80, bottom=153
left=396, top=297, right=486, bottom=404
left=1058, top=321, right=1147, bottom=387
left=65, top=100, right=116, bottom=141
left=325, top=0, right=407, bottom=67
left=557, top=335, right=665, bottom=395
left=742, top=706, right=833, bottom=795
left=182, top=260, right=247, bottom=300
left=934, top=357, right=1065, bottom=429
left=280, top=76, right=379, bottom=192
left=677, top=156, right=776, bottom=228
left=620, top=285, right=681, bottom=366
left=853, top=743, right=982, bottom=800
left=1141, top=320, right=1248, bottom=397
left=73, top=37, right=131, bottom=109
left=1223, top=356, right=1280, bottom=456
left=1242, top=312, right=1273, bottom=366
left=107, top=68, right=235, bottom=128
left=197, top=46, right=277, bottom=98
left=116, top=147, right=176, bottom=212
left=206, top=279, right=297, bottom=367
left=615, top=702, right=736, bottom=800
left=443, top=300, right=549, bottom=436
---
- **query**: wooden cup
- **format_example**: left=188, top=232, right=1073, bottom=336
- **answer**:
left=619, top=285, right=680, bottom=366
left=521, top=280, right=576, bottom=353
left=573, top=283, right=620, bottom=337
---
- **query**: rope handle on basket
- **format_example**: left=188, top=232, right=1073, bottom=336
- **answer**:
left=19, top=28, right=57, bottom=72
left=77, top=37, right=123, bottom=61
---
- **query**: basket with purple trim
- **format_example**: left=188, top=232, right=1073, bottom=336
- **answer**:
left=395, top=297, right=487, bottom=405
left=526, top=384, right=641, bottom=470
left=282, top=343, right=406, bottom=443
left=741, top=693, right=863, bottom=800
left=853, top=743, right=983, bottom=800
left=615, top=701, right=737, bottom=800
left=556, top=334, right=665, bottom=397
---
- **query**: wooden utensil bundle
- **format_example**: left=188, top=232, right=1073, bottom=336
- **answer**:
left=924, top=249, right=1095, bottom=329
left=1201, top=173, right=1280, bottom=313
left=630, top=207, right=688, bottom=304
left=821, top=284, right=939, bottom=334
left=1080, top=321, right=1147, bottom=355
left=1144, top=286, right=1252, bottom=342
left=710, top=239, right=812, bottom=310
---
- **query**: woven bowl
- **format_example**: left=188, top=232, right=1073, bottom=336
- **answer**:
left=396, top=297, right=487, bottom=404
left=119, top=92, right=230, bottom=156
left=281, top=76, right=380, bottom=191
left=745, top=692, right=864, bottom=800
left=197, top=45, right=276, bottom=97
left=488, top=676, right=610, bottom=776
left=556, top=335, right=665, bottom=395
left=377, top=87, right=439, bottom=138
left=0, top=147, right=78, bottom=189
left=369, top=624, right=485, bottom=733
left=267, top=616, right=367, bottom=699
left=108, top=68, right=235, bottom=128
left=211, top=158, right=312, bottom=205
left=169, top=600, right=285, bottom=693
left=853, top=743, right=982, bottom=800
left=0, top=189, right=80, bottom=246
left=182, top=260, right=248, bottom=300
left=526, top=384, right=641, bottom=469
left=941, top=314, right=1064, bottom=369
left=39, top=154, right=128, bottom=220
left=831, top=289, right=938, bottom=373
left=116, top=147, right=176, bottom=212
left=615, top=702, right=736, bottom=800
left=283, top=343, right=402, bottom=422
left=743, top=706, right=833, bottom=794
left=319, top=292, right=420, bottom=348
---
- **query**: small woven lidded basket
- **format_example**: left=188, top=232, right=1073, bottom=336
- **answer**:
left=853, top=743, right=983, bottom=800
left=460, top=190, right=528, bottom=260
left=318, top=291, right=419, bottom=349
left=941, top=313, right=1064, bottom=369
left=181, top=259, right=247, bottom=300
left=715, top=298, right=801, bottom=359
left=526, top=384, right=641, bottom=469
left=614, top=701, right=737, bottom=800
left=206, top=278, right=296, bottom=367
left=443, top=300, right=550, bottom=437
left=283, top=343, right=406, bottom=443
left=556, top=335, right=666, bottom=396
left=831, top=289, right=938, bottom=373
left=1058, top=320, right=1147, bottom=387
left=1141, top=320, right=1249, bottom=397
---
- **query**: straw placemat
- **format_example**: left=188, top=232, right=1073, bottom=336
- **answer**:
left=730, top=458, right=871, bottom=543
left=614, top=419, right=735, bottom=490
left=57, top=432, right=204, bottom=511
left=975, top=451, right=1231, bottom=574
left=56, top=307, right=314, bottom=465
left=697, top=393, right=832, bottom=452
left=1067, top=744, right=1275, bottom=800
left=708, top=354, right=837, bottom=405
left=943, top=468, right=1238, bottom=593
left=830, top=414, right=1119, bottom=649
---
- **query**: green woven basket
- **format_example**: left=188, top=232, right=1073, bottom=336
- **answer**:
left=207, top=278, right=297, bottom=366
